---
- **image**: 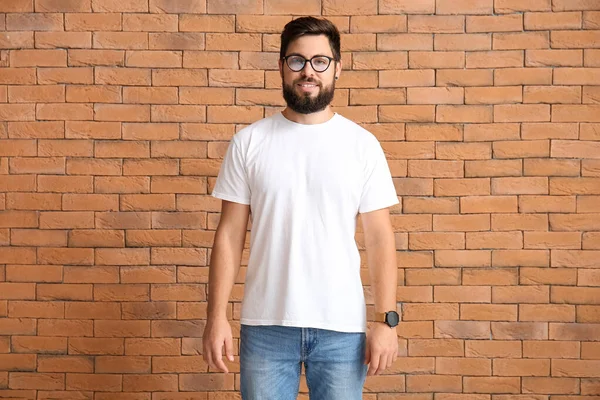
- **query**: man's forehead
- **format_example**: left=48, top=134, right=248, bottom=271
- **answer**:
left=286, top=35, right=332, bottom=56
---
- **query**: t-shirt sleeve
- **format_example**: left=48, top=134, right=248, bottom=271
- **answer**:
left=358, top=141, right=399, bottom=214
left=211, top=138, right=251, bottom=205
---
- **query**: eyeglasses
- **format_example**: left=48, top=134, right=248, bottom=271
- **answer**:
left=283, top=55, right=335, bottom=73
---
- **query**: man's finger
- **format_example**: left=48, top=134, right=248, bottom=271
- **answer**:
left=387, top=353, right=394, bottom=368
left=212, top=342, right=229, bottom=373
left=224, top=335, right=235, bottom=362
left=375, top=354, right=388, bottom=375
left=364, top=343, right=371, bottom=365
left=367, top=352, right=380, bottom=376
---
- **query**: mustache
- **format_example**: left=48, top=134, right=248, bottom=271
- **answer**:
left=294, top=78, right=321, bottom=86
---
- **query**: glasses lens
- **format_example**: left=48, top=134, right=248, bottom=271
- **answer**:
left=311, top=57, right=330, bottom=72
left=287, top=56, right=305, bottom=71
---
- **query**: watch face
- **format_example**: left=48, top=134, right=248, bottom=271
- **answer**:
left=386, top=311, right=400, bottom=327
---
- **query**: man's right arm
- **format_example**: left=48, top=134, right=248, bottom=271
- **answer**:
left=203, top=199, right=250, bottom=373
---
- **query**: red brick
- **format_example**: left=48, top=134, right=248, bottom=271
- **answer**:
left=0, top=139, right=37, bottom=157
left=0, top=0, right=33, bottom=12
left=378, top=0, right=434, bottom=14
left=0, top=211, right=39, bottom=229
left=552, top=30, right=600, bottom=48
left=95, top=177, right=150, bottom=194
left=123, top=50, right=182, bottom=69
left=525, top=11, right=582, bottom=30
left=526, top=49, right=583, bottom=67
left=552, top=360, right=600, bottom=378
left=36, top=0, right=91, bottom=12
left=466, top=340, right=521, bottom=358
left=151, top=319, right=206, bottom=338
left=94, top=104, right=150, bottom=123
left=5, top=265, right=62, bottom=283
left=495, top=0, right=551, bottom=12
left=96, top=248, right=149, bottom=266
left=149, top=0, right=205, bottom=13
left=95, top=356, right=150, bottom=374
left=183, top=51, right=238, bottom=69
left=38, top=356, right=94, bottom=373
left=39, top=212, right=94, bottom=229
left=37, top=284, right=93, bottom=301
left=123, top=159, right=179, bottom=176
left=65, top=121, right=121, bottom=140
left=522, top=377, right=579, bottom=394
left=11, top=229, right=67, bottom=247
left=0, top=247, right=36, bottom=265
left=523, top=340, right=580, bottom=358
left=436, top=358, right=492, bottom=378
left=149, top=33, right=205, bottom=51
left=463, top=268, right=519, bottom=286
left=121, top=14, right=177, bottom=32
left=11, top=49, right=66, bottom=67
left=36, top=32, right=92, bottom=49
left=63, top=266, right=119, bottom=284
left=554, top=0, right=600, bottom=10
left=405, top=375, right=461, bottom=393
left=179, top=15, right=235, bottom=33
left=68, top=49, right=124, bottom=66
left=462, top=303, right=518, bottom=320
left=467, top=14, right=523, bottom=32
left=151, top=105, right=206, bottom=123
left=377, top=34, right=433, bottom=52
left=123, top=302, right=176, bottom=320
left=464, top=377, right=520, bottom=393
left=94, top=320, right=150, bottom=338
left=493, top=32, right=550, bottom=50
left=401, top=297, right=454, bottom=316
left=9, top=372, right=65, bottom=390
left=4, top=193, right=58, bottom=211
left=493, top=140, right=550, bottom=159
left=492, top=322, right=549, bottom=340
left=66, top=85, right=121, bottom=103
left=7, top=13, right=63, bottom=31
left=95, top=67, right=150, bottom=86
left=435, top=0, right=492, bottom=14
left=11, top=336, right=67, bottom=354
left=125, top=338, right=180, bottom=356
left=492, top=250, right=550, bottom=267
left=68, top=338, right=123, bottom=355
left=92, top=0, right=147, bottom=12
left=408, top=15, right=464, bottom=33
left=65, top=373, right=122, bottom=391
left=551, top=178, right=600, bottom=195
left=495, top=68, right=553, bottom=86
left=64, top=13, right=121, bottom=31
left=38, top=319, right=94, bottom=338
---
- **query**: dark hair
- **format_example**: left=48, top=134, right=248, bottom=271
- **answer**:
left=280, top=17, right=341, bottom=61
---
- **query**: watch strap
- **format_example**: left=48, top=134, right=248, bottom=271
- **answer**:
left=374, top=311, right=388, bottom=323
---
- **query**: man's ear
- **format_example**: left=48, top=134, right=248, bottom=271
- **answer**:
left=335, top=59, right=342, bottom=80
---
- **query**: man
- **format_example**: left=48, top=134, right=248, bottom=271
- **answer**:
left=202, top=16, right=400, bottom=399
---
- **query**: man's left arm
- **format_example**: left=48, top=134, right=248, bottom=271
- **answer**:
left=361, top=207, right=399, bottom=376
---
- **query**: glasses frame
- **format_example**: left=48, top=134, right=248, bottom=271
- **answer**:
left=282, top=55, right=336, bottom=73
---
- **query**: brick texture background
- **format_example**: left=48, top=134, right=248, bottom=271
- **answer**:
left=1, top=0, right=600, bottom=399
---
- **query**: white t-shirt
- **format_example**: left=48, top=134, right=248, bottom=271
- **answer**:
left=212, top=111, right=399, bottom=333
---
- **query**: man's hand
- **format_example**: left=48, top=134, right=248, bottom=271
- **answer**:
left=364, top=322, right=399, bottom=376
left=202, top=318, right=235, bottom=373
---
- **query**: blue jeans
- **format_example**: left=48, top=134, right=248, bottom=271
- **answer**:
left=240, top=324, right=368, bottom=400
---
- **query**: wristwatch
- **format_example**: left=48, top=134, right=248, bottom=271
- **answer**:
left=374, top=310, right=400, bottom=327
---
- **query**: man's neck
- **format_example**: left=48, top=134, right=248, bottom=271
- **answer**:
left=281, top=106, right=335, bottom=125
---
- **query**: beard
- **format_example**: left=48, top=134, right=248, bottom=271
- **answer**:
left=282, top=77, right=335, bottom=114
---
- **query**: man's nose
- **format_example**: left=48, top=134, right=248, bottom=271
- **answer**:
left=301, top=60, right=316, bottom=75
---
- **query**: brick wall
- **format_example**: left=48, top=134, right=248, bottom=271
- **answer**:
left=1, top=0, right=599, bottom=398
